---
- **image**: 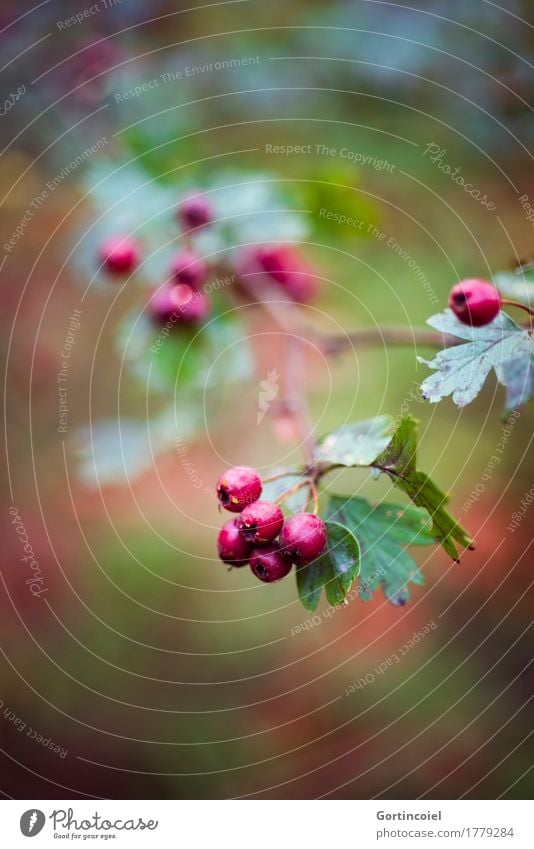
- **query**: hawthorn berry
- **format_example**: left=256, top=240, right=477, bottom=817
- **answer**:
left=216, top=466, right=262, bottom=513
left=217, top=519, right=252, bottom=567
left=250, top=544, right=292, bottom=583
left=171, top=249, right=209, bottom=289
left=449, top=279, right=501, bottom=327
left=150, top=283, right=210, bottom=325
left=149, top=284, right=180, bottom=324
left=172, top=284, right=211, bottom=323
left=178, top=193, right=213, bottom=229
left=237, top=500, right=284, bottom=545
left=279, top=513, right=327, bottom=564
left=255, top=245, right=318, bottom=302
left=99, top=236, right=139, bottom=275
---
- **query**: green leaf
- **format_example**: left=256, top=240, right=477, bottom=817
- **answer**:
left=296, top=558, right=325, bottom=613
left=494, top=270, right=534, bottom=308
left=326, top=495, right=434, bottom=605
left=75, top=405, right=199, bottom=486
left=296, top=521, right=360, bottom=611
left=118, top=307, right=251, bottom=394
left=419, top=309, right=532, bottom=408
left=495, top=355, right=534, bottom=416
left=374, top=416, right=473, bottom=561
left=314, top=416, right=394, bottom=467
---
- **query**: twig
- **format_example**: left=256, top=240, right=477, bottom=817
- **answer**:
left=285, top=334, right=316, bottom=465
left=501, top=298, right=534, bottom=318
left=320, top=325, right=460, bottom=355
left=275, top=478, right=310, bottom=506
left=262, top=470, right=301, bottom=484
left=308, top=479, right=320, bottom=515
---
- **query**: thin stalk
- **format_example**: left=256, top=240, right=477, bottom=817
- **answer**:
left=275, top=478, right=310, bottom=506
left=501, top=298, right=534, bottom=318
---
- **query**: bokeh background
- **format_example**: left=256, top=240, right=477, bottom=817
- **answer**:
left=1, top=0, right=533, bottom=799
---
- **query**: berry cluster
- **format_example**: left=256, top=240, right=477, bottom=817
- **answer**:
left=98, top=194, right=214, bottom=328
left=98, top=193, right=321, bottom=341
left=216, top=466, right=327, bottom=583
left=237, top=244, right=319, bottom=303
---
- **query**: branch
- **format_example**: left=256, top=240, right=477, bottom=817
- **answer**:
left=320, top=325, right=460, bottom=355
left=285, top=333, right=316, bottom=465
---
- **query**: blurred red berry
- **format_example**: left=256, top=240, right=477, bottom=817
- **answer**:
left=99, top=236, right=139, bottom=275
left=239, top=244, right=319, bottom=302
left=149, top=284, right=179, bottom=324
left=172, top=284, right=211, bottom=323
left=178, top=193, right=213, bottom=229
left=171, top=249, right=209, bottom=289
left=149, top=283, right=210, bottom=325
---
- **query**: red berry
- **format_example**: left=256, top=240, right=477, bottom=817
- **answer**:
left=178, top=193, right=213, bottom=229
left=449, top=279, right=501, bottom=327
left=256, top=245, right=318, bottom=302
left=99, top=236, right=139, bottom=275
left=250, top=544, right=292, bottom=583
left=150, top=283, right=211, bottom=325
left=216, top=466, right=262, bottom=513
left=173, top=284, right=211, bottom=323
left=237, top=501, right=284, bottom=545
left=170, top=249, right=209, bottom=289
left=279, top=513, right=327, bottom=564
left=149, top=284, right=179, bottom=324
left=217, top=519, right=252, bottom=567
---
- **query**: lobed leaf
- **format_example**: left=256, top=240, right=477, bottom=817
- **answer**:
left=373, top=416, right=473, bottom=561
left=296, top=521, right=360, bottom=611
left=419, top=309, right=532, bottom=410
left=314, top=416, right=395, bottom=467
left=494, top=270, right=534, bottom=308
left=75, top=406, right=198, bottom=486
left=327, top=495, right=433, bottom=605
left=495, top=355, right=534, bottom=416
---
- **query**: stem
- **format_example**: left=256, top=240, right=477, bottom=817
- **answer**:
left=321, top=325, right=460, bottom=355
left=501, top=298, right=534, bottom=317
left=275, top=478, right=310, bottom=506
left=308, top=479, right=320, bottom=515
left=229, top=266, right=465, bottom=479
left=285, top=334, right=316, bottom=466
left=235, top=270, right=317, bottom=462
left=513, top=258, right=534, bottom=273
left=262, top=470, right=300, bottom=483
